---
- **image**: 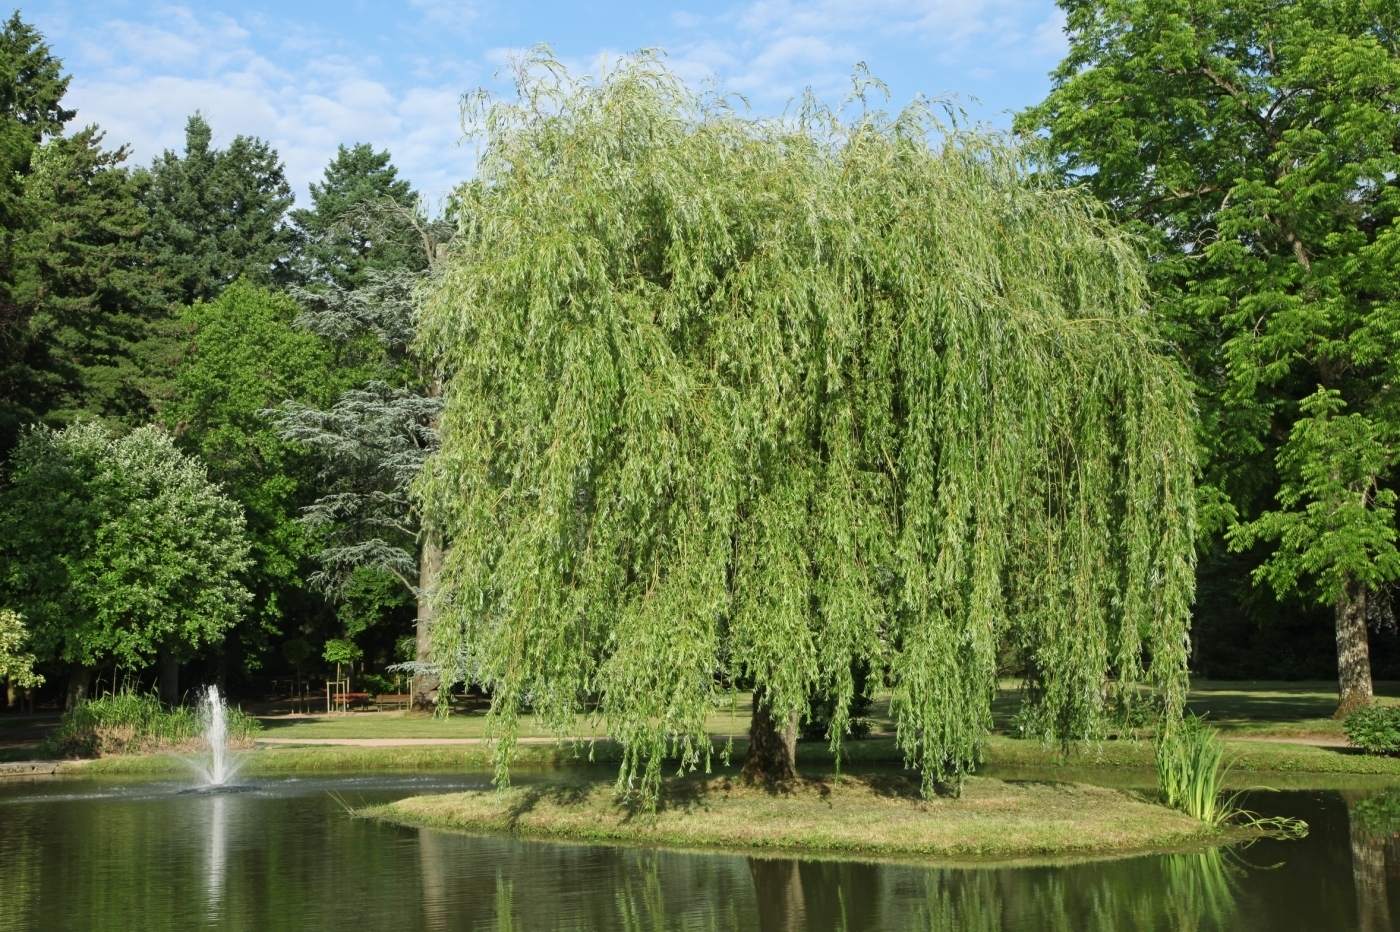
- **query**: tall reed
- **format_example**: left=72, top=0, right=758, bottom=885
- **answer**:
left=39, top=689, right=260, bottom=758
left=1155, top=715, right=1227, bottom=823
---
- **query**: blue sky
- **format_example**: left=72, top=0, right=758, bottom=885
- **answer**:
left=31, top=1, right=1067, bottom=201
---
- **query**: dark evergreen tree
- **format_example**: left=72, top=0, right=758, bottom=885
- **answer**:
left=4, top=129, right=157, bottom=440
left=270, top=146, right=451, bottom=709
left=140, top=113, right=296, bottom=307
left=291, top=142, right=419, bottom=289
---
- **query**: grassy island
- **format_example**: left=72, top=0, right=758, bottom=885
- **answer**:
left=368, top=773, right=1228, bottom=863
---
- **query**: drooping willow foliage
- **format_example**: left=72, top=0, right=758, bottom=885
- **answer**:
left=417, top=51, right=1197, bottom=799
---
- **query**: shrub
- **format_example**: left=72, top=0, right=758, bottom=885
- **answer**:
left=1344, top=704, right=1400, bottom=755
left=39, top=690, right=261, bottom=758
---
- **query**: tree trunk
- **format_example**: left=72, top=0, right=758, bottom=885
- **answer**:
left=412, top=533, right=443, bottom=712
left=741, top=684, right=798, bottom=783
left=1335, top=578, right=1374, bottom=718
left=5, top=676, right=14, bottom=710
left=66, top=667, right=91, bottom=711
left=158, top=643, right=180, bottom=708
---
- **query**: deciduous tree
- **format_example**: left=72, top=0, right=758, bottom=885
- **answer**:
left=1018, top=0, right=1400, bottom=711
left=0, top=422, right=251, bottom=706
left=418, top=54, right=1198, bottom=799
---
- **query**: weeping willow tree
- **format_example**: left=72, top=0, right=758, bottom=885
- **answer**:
left=417, top=52, right=1197, bottom=800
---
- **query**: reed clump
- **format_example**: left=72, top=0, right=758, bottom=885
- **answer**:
left=39, top=690, right=260, bottom=758
left=1155, top=715, right=1228, bottom=823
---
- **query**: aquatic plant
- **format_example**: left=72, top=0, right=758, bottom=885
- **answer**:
left=1155, top=715, right=1228, bottom=823
left=39, top=688, right=260, bottom=758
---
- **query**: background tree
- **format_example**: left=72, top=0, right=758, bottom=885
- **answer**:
left=0, top=422, right=251, bottom=706
left=164, top=281, right=370, bottom=684
left=1018, top=0, right=1400, bottom=710
left=271, top=145, right=450, bottom=710
left=140, top=114, right=296, bottom=308
left=1229, top=389, right=1400, bottom=713
left=418, top=54, right=1197, bottom=799
left=290, top=142, right=420, bottom=289
left=0, top=609, right=42, bottom=692
left=4, top=128, right=156, bottom=443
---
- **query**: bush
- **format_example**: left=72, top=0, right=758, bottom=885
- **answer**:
left=1344, top=704, right=1400, bottom=755
left=39, top=690, right=261, bottom=758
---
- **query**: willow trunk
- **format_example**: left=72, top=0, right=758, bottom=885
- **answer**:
left=413, top=534, right=443, bottom=711
left=742, top=684, right=798, bottom=783
left=1335, top=578, right=1374, bottom=718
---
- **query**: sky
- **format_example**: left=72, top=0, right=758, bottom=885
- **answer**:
left=31, top=0, right=1068, bottom=203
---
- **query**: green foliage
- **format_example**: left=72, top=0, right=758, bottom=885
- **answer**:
left=0, top=12, right=73, bottom=139
left=0, top=421, right=252, bottom=670
left=337, top=567, right=414, bottom=637
left=140, top=114, right=296, bottom=307
left=419, top=53, right=1198, bottom=800
left=1228, top=388, right=1400, bottom=602
left=323, top=637, right=363, bottom=666
left=290, top=142, right=421, bottom=289
left=0, top=608, right=41, bottom=688
left=1019, top=1, right=1400, bottom=632
left=1155, top=716, right=1228, bottom=823
left=38, top=688, right=260, bottom=758
left=358, top=672, right=396, bottom=697
left=166, top=281, right=365, bottom=660
left=281, top=637, right=312, bottom=668
left=4, top=128, right=159, bottom=441
left=1344, top=703, right=1400, bottom=755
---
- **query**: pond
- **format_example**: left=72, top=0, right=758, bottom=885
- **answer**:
left=1, top=769, right=1397, bottom=931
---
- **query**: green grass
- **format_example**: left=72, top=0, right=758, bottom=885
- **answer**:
left=366, top=772, right=1229, bottom=862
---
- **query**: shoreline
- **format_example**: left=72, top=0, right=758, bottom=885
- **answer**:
left=18, top=733, right=1399, bottom=779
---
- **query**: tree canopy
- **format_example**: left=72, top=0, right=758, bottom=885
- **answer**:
left=1018, top=0, right=1400, bottom=709
left=418, top=54, right=1198, bottom=798
left=0, top=422, right=251, bottom=679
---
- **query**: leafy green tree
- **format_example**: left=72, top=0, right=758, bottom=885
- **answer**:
left=418, top=55, right=1198, bottom=799
left=0, top=422, right=251, bottom=706
left=1229, top=389, right=1400, bottom=712
left=291, top=142, right=420, bottom=289
left=140, top=114, right=296, bottom=307
left=0, top=609, right=41, bottom=690
left=1018, top=0, right=1400, bottom=712
left=165, top=281, right=367, bottom=678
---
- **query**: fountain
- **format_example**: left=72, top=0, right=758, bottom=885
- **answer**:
left=181, top=685, right=256, bottom=794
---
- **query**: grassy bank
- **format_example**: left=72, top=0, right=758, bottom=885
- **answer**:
left=58, top=731, right=1400, bottom=778
left=367, top=773, right=1226, bottom=862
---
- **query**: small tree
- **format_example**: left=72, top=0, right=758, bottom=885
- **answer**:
left=0, top=609, right=43, bottom=691
left=0, top=422, right=252, bottom=705
left=1229, top=390, right=1400, bottom=715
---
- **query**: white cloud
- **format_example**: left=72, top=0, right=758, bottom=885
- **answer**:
left=52, top=6, right=471, bottom=202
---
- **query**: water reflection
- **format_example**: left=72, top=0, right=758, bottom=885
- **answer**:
left=1, top=777, right=1398, bottom=931
left=1347, top=789, right=1400, bottom=932
left=207, top=794, right=227, bottom=920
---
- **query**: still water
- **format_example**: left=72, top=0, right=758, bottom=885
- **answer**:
left=1, top=771, right=1397, bottom=931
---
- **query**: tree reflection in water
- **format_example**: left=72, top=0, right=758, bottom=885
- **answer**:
left=1347, top=790, right=1400, bottom=932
